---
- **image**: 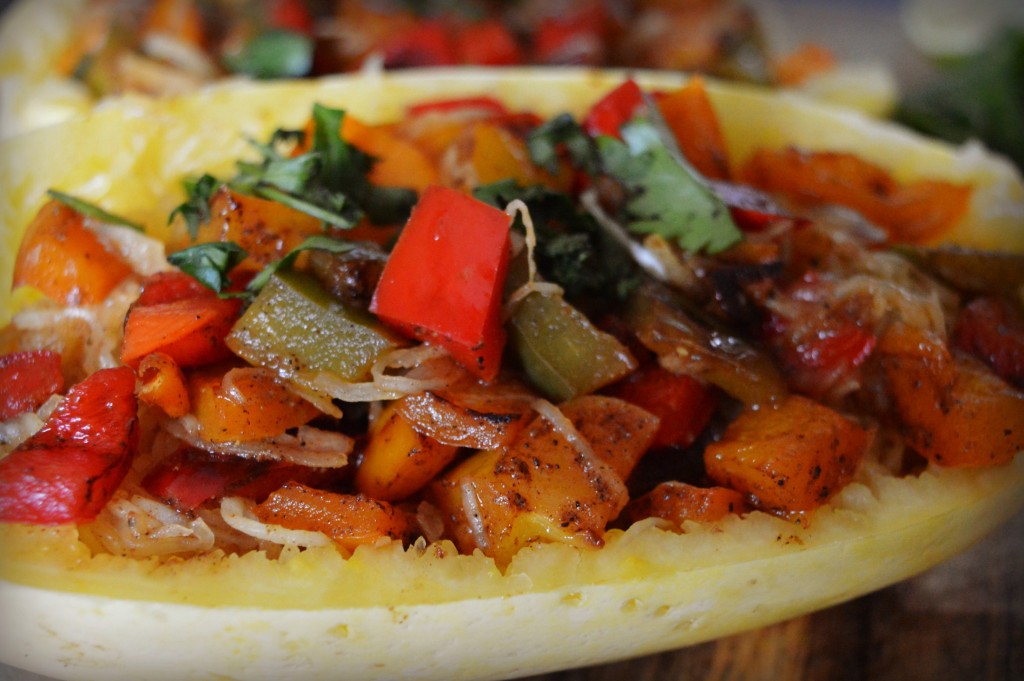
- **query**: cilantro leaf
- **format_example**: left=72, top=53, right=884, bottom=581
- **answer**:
left=474, top=179, right=640, bottom=301
left=598, top=119, right=741, bottom=254
left=167, top=242, right=247, bottom=293
left=47, top=189, right=144, bottom=232
left=169, top=174, right=219, bottom=240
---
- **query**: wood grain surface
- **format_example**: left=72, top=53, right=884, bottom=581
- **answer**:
left=522, top=507, right=1024, bottom=681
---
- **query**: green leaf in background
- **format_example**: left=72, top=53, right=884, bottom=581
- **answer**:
left=47, top=189, right=144, bottom=232
left=896, top=28, right=1024, bottom=171
left=223, top=29, right=313, bottom=79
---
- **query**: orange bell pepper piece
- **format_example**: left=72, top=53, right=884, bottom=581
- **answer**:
left=354, top=400, right=459, bottom=502
left=341, top=115, right=438, bottom=193
left=137, top=351, right=190, bottom=418
left=737, top=148, right=972, bottom=243
left=188, top=366, right=320, bottom=443
left=13, top=199, right=134, bottom=306
left=195, top=186, right=324, bottom=270
left=142, top=0, right=206, bottom=49
left=655, top=77, right=731, bottom=180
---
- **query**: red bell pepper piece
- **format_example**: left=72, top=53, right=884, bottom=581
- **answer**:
left=121, top=271, right=242, bottom=369
left=0, top=367, right=139, bottom=524
left=380, top=21, right=458, bottom=68
left=582, top=79, right=645, bottom=139
left=531, top=2, right=607, bottom=66
left=269, top=0, right=313, bottom=35
left=608, top=363, right=716, bottom=450
left=764, top=276, right=876, bottom=399
left=0, top=350, right=64, bottom=421
left=407, top=96, right=511, bottom=119
left=454, top=19, right=523, bottom=66
left=371, top=185, right=511, bottom=381
left=133, top=270, right=212, bottom=306
left=954, top=296, right=1024, bottom=389
left=142, top=447, right=341, bottom=512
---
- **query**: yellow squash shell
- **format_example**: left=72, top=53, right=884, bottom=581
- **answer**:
left=1, top=69, right=1023, bottom=681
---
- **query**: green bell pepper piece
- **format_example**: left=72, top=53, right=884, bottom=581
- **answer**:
left=227, top=270, right=399, bottom=382
left=508, top=291, right=636, bottom=402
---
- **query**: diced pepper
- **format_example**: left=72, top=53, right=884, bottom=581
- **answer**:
left=0, top=350, right=64, bottom=420
left=0, top=367, right=139, bottom=524
left=771, top=43, right=837, bottom=86
left=196, top=186, right=324, bottom=270
left=341, top=115, right=438, bottom=193
left=143, top=447, right=340, bottom=512
left=429, top=396, right=635, bottom=566
left=954, top=296, right=1024, bottom=389
left=655, top=77, right=731, bottom=180
left=133, top=269, right=212, bottom=306
left=451, top=122, right=549, bottom=191
left=454, top=19, right=523, bottom=66
left=142, top=0, right=205, bottom=49
left=508, top=291, right=637, bottom=402
left=878, top=322, right=1024, bottom=467
left=188, top=366, right=321, bottom=443
left=13, top=199, right=134, bottom=306
left=737, top=148, right=972, bottom=244
left=121, top=273, right=242, bottom=369
left=763, top=276, right=876, bottom=399
left=704, top=394, right=870, bottom=516
left=582, top=79, right=645, bottom=138
left=626, top=481, right=749, bottom=525
left=355, top=400, right=459, bottom=502
left=607, top=363, right=715, bottom=450
left=370, top=185, right=511, bottom=381
left=268, top=0, right=314, bottom=35
left=228, top=270, right=400, bottom=382
left=379, top=20, right=458, bottom=68
left=254, top=482, right=410, bottom=552
left=137, top=351, right=190, bottom=418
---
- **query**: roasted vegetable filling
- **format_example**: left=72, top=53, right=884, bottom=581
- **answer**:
left=1, top=78, right=1021, bottom=569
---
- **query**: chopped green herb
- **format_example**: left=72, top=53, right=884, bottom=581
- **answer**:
left=167, top=242, right=247, bottom=294
left=598, top=119, right=741, bottom=254
left=169, top=174, right=219, bottom=241
left=222, top=29, right=313, bottom=79
left=47, top=189, right=144, bottom=232
left=474, top=179, right=640, bottom=301
left=527, top=113, right=599, bottom=175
